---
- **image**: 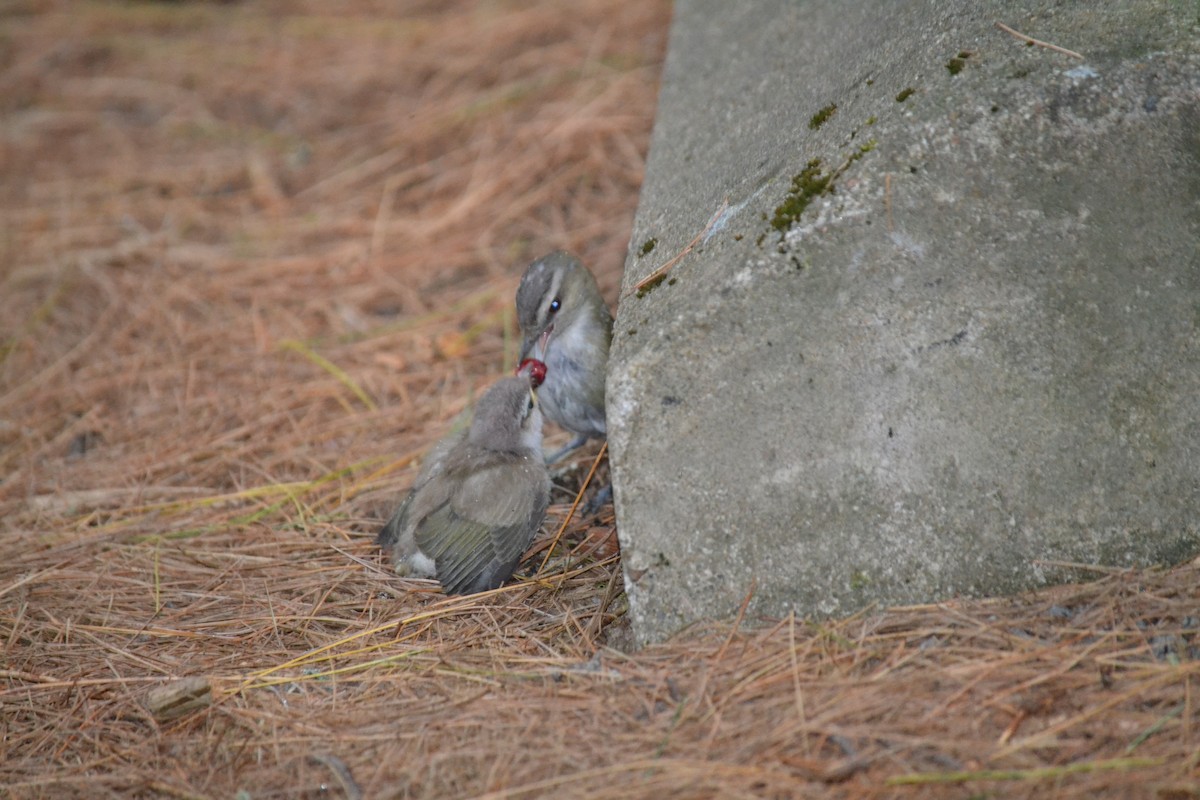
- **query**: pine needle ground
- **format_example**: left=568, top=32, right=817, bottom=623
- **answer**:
left=1, top=3, right=1196, bottom=798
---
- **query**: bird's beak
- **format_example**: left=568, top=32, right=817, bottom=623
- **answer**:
left=519, top=334, right=536, bottom=362
left=529, top=387, right=538, bottom=407
left=519, top=326, right=553, bottom=361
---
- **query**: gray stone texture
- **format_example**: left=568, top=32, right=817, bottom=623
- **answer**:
left=609, top=0, right=1200, bottom=645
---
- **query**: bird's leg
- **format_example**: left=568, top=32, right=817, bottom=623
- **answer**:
left=544, top=434, right=591, bottom=465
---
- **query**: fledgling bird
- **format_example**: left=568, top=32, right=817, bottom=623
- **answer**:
left=378, top=373, right=550, bottom=595
left=516, top=251, right=612, bottom=463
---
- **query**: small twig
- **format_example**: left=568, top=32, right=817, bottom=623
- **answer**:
left=536, top=442, right=607, bottom=578
left=995, top=21, right=1084, bottom=60
left=1033, top=560, right=1133, bottom=576
left=327, top=542, right=394, bottom=578
left=0, top=669, right=56, bottom=683
left=714, top=577, right=757, bottom=661
left=787, top=613, right=806, bottom=745
left=586, top=566, right=624, bottom=640
left=998, top=708, right=1028, bottom=745
left=370, top=174, right=401, bottom=266
left=625, top=198, right=728, bottom=298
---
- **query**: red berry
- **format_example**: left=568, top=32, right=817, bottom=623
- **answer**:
left=517, top=358, right=547, bottom=388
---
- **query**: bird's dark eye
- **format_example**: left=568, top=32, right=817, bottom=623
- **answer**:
left=548, top=297, right=561, bottom=314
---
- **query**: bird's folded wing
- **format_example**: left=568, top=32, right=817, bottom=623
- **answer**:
left=413, top=463, right=543, bottom=594
left=415, top=504, right=488, bottom=592
left=414, top=503, right=534, bottom=594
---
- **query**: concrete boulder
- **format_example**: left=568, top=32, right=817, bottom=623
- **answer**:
left=609, top=0, right=1200, bottom=645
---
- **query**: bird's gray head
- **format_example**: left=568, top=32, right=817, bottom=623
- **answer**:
left=467, top=374, right=543, bottom=455
left=515, top=251, right=604, bottom=361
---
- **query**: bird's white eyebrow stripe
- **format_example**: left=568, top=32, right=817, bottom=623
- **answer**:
left=543, top=270, right=564, bottom=317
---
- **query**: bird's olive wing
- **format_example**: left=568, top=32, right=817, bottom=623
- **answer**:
left=413, top=461, right=548, bottom=594
left=413, top=504, right=537, bottom=594
left=413, top=504, right=491, bottom=593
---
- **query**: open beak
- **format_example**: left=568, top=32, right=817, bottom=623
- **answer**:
left=519, top=325, right=554, bottom=361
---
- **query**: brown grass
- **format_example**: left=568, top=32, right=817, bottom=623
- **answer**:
left=1, top=2, right=1197, bottom=798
